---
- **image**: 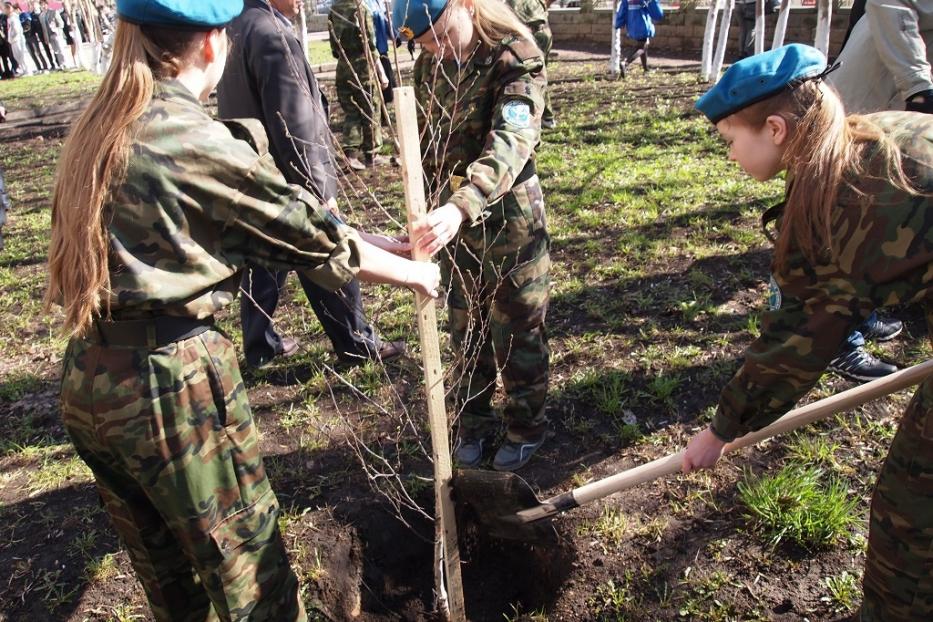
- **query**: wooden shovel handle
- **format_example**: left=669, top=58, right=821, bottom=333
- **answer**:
left=569, top=358, right=933, bottom=508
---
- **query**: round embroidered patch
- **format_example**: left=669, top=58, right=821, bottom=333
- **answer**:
left=502, top=100, right=531, bottom=128
left=768, top=275, right=782, bottom=310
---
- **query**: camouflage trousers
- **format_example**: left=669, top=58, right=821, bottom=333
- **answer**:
left=532, top=25, right=554, bottom=125
left=60, top=330, right=306, bottom=622
left=443, top=176, right=551, bottom=442
left=861, top=371, right=933, bottom=621
left=335, top=59, right=382, bottom=157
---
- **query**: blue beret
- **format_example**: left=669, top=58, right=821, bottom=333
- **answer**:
left=116, top=0, right=243, bottom=28
left=696, top=44, right=828, bottom=124
left=392, top=0, right=448, bottom=40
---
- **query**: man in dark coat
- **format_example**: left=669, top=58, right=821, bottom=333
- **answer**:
left=217, top=0, right=404, bottom=368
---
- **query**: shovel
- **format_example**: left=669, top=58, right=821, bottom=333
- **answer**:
left=454, top=358, right=933, bottom=541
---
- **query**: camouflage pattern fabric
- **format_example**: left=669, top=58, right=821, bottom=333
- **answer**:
left=106, top=79, right=362, bottom=321
left=709, top=111, right=933, bottom=618
left=712, top=111, right=933, bottom=442
left=329, top=0, right=382, bottom=156
left=61, top=331, right=306, bottom=621
left=504, top=0, right=554, bottom=125
left=54, top=78, right=370, bottom=620
left=862, top=313, right=933, bottom=621
left=415, top=38, right=550, bottom=441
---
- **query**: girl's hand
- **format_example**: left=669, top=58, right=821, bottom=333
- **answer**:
left=412, top=203, right=464, bottom=257
left=359, top=231, right=411, bottom=257
left=404, top=261, right=441, bottom=298
left=682, top=426, right=727, bottom=473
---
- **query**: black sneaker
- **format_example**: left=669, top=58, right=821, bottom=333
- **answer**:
left=492, top=436, right=546, bottom=472
left=453, top=433, right=486, bottom=468
left=906, top=90, right=933, bottom=114
left=860, top=316, right=903, bottom=342
left=829, top=347, right=898, bottom=383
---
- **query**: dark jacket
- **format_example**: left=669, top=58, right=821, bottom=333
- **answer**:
left=217, top=0, right=337, bottom=202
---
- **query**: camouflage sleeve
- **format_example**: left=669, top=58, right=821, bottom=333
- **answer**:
left=210, top=120, right=361, bottom=291
left=447, top=43, right=546, bottom=224
left=711, top=286, right=861, bottom=442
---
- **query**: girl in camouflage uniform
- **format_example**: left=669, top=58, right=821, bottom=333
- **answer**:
left=393, top=0, right=551, bottom=471
left=44, top=1, right=439, bottom=620
left=685, top=45, right=933, bottom=621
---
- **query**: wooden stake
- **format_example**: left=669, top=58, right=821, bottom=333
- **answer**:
left=392, top=86, right=467, bottom=622
left=814, top=0, right=833, bottom=56
left=771, top=0, right=792, bottom=49
left=710, top=0, right=734, bottom=82
left=700, top=0, right=722, bottom=81
left=754, top=0, right=766, bottom=54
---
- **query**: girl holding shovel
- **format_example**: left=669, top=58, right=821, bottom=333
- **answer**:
left=684, top=44, right=933, bottom=620
left=393, top=0, right=552, bottom=471
left=45, top=1, right=439, bottom=618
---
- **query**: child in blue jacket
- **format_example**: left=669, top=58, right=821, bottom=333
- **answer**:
left=615, top=0, right=663, bottom=78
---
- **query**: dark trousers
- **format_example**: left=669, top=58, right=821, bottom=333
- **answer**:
left=240, top=266, right=379, bottom=367
left=26, top=35, right=48, bottom=70
left=0, top=165, right=9, bottom=241
left=38, top=35, right=57, bottom=68
left=0, top=41, right=18, bottom=76
left=622, top=38, right=650, bottom=71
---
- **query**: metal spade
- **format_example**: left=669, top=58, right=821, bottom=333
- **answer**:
left=454, top=358, right=933, bottom=542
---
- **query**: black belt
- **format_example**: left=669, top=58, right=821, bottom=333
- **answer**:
left=90, top=316, right=216, bottom=348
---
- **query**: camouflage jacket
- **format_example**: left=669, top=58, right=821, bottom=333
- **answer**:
left=504, top=0, right=550, bottom=30
left=328, top=0, right=377, bottom=63
left=105, top=80, right=360, bottom=320
left=713, top=111, right=933, bottom=441
left=413, top=36, right=546, bottom=224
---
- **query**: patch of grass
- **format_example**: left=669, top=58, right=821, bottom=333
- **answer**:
left=0, top=70, right=100, bottom=110
left=785, top=433, right=841, bottom=469
left=578, top=505, right=628, bottom=550
left=0, top=371, right=44, bottom=401
left=86, top=552, right=120, bottom=582
left=307, top=40, right=334, bottom=67
left=737, top=465, right=860, bottom=550
left=823, top=570, right=861, bottom=613
left=587, top=578, right=634, bottom=621
left=28, top=453, right=93, bottom=492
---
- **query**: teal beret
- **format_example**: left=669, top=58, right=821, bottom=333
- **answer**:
left=392, top=0, right=448, bottom=40
left=116, top=0, right=243, bottom=28
left=696, top=44, right=829, bottom=124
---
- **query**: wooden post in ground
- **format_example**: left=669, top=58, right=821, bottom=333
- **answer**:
left=771, top=0, right=791, bottom=48
left=710, top=0, right=735, bottom=82
left=754, top=0, right=766, bottom=54
left=392, top=86, right=467, bottom=622
left=701, top=0, right=723, bottom=81
left=609, top=0, right=621, bottom=78
left=299, top=3, right=310, bottom=64
left=814, top=0, right=832, bottom=55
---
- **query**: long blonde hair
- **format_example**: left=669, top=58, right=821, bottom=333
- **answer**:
left=470, top=0, right=534, bottom=47
left=45, top=22, right=205, bottom=337
left=733, top=81, right=920, bottom=271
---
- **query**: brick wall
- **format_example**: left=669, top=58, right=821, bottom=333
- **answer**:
left=549, top=6, right=853, bottom=55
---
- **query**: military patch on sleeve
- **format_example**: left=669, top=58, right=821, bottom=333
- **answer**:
left=768, top=275, right=782, bottom=310
left=502, top=100, right=532, bottom=129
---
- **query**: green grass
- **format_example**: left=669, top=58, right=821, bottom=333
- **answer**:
left=307, top=40, right=334, bottom=67
left=737, top=465, right=860, bottom=551
left=0, top=70, right=100, bottom=110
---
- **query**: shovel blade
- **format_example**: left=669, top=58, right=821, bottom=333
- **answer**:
left=452, top=469, right=557, bottom=542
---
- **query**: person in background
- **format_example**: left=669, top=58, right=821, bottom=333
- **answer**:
left=329, top=0, right=390, bottom=170
left=219, top=0, right=406, bottom=369
left=60, top=0, right=81, bottom=68
left=614, top=0, right=662, bottom=79
left=0, top=4, right=19, bottom=77
left=829, top=0, right=932, bottom=114
left=395, top=0, right=553, bottom=472
left=22, top=4, right=49, bottom=71
left=5, top=3, right=29, bottom=75
left=366, top=0, right=395, bottom=109
left=45, top=1, right=439, bottom=619
left=686, top=44, right=933, bottom=620
left=38, top=0, right=67, bottom=69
